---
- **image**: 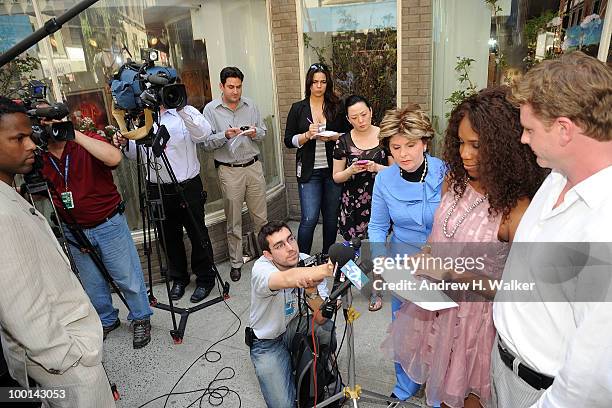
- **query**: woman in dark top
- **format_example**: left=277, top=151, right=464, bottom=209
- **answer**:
left=333, top=95, right=391, bottom=311
left=283, top=63, right=351, bottom=254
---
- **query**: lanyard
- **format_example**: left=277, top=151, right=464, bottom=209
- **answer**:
left=49, top=154, right=70, bottom=190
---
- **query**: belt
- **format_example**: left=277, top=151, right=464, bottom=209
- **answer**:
left=148, top=176, right=200, bottom=190
left=78, top=202, right=125, bottom=229
left=214, top=156, right=258, bottom=168
left=498, top=342, right=554, bottom=390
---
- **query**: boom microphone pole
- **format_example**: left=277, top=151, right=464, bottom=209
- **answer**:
left=0, top=0, right=101, bottom=67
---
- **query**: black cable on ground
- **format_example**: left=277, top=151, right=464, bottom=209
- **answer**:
left=138, top=280, right=243, bottom=408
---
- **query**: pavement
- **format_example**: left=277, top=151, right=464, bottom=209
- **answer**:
left=104, top=222, right=430, bottom=408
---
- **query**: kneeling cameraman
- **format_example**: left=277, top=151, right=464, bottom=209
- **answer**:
left=248, top=221, right=336, bottom=408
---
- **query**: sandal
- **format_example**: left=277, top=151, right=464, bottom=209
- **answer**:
left=368, top=294, right=383, bottom=312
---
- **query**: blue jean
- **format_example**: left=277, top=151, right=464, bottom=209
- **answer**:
left=298, top=168, right=342, bottom=254
left=64, top=213, right=153, bottom=327
left=250, top=316, right=336, bottom=408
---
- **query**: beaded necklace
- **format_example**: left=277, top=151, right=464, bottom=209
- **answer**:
left=399, top=156, right=428, bottom=183
left=442, top=179, right=488, bottom=238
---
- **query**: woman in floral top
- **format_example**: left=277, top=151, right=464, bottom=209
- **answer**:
left=333, top=95, right=391, bottom=310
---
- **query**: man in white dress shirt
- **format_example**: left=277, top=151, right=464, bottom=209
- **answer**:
left=492, top=51, right=612, bottom=407
left=115, top=104, right=217, bottom=303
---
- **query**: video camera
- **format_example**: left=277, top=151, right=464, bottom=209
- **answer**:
left=297, top=252, right=329, bottom=268
left=14, top=81, right=75, bottom=150
left=110, top=48, right=187, bottom=112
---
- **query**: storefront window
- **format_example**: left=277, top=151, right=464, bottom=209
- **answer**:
left=1, top=0, right=280, bottom=230
left=432, top=0, right=610, bottom=138
left=301, top=0, right=398, bottom=124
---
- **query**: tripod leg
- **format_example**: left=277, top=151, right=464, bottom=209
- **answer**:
left=159, top=152, right=230, bottom=296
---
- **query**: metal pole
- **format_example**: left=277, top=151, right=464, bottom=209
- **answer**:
left=31, top=0, right=63, bottom=102
left=0, top=0, right=101, bottom=67
left=346, top=288, right=357, bottom=402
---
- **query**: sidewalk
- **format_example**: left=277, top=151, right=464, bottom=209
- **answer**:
left=104, top=221, right=428, bottom=407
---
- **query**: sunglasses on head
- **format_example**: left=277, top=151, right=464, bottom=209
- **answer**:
left=309, top=63, right=328, bottom=72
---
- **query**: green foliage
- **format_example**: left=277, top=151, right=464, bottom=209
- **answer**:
left=522, top=10, right=559, bottom=69
left=304, top=26, right=397, bottom=125
left=303, top=33, right=328, bottom=66
left=0, top=55, right=41, bottom=96
left=444, top=57, right=477, bottom=118
left=484, top=0, right=502, bottom=15
left=524, top=10, right=557, bottom=49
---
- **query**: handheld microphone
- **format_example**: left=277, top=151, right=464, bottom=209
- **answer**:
left=326, top=258, right=374, bottom=301
left=328, top=243, right=355, bottom=269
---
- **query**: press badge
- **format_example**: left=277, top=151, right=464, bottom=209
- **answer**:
left=61, top=191, right=75, bottom=209
left=284, top=290, right=297, bottom=322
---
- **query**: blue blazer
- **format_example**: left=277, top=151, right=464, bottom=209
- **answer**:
left=368, top=156, right=445, bottom=255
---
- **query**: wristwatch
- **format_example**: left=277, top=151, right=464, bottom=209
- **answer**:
left=305, top=290, right=320, bottom=300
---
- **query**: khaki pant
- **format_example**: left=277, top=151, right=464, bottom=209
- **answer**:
left=27, top=362, right=115, bottom=408
left=217, top=160, right=268, bottom=268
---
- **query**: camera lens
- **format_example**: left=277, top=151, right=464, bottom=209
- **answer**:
left=161, top=84, right=187, bottom=110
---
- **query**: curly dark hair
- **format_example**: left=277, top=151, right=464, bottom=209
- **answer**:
left=444, top=86, right=548, bottom=219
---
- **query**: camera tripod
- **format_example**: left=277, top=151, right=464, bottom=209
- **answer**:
left=316, top=287, right=419, bottom=408
left=129, top=114, right=229, bottom=344
left=24, top=175, right=121, bottom=401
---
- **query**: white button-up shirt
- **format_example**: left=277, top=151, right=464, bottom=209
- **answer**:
left=124, top=105, right=212, bottom=183
left=493, top=166, right=612, bottom=407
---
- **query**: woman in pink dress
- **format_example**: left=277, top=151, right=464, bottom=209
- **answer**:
left=381, top=86, right=548, bottom=408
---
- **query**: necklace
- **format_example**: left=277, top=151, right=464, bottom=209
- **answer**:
left=399, top=156, right=428, bottom=183
left=442, top=179, right=488, bottom=238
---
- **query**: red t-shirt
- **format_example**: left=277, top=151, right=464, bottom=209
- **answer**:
left=41, top=131, right=121, bottom=226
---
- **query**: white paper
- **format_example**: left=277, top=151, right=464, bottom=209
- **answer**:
left=315, top=130, right=340, bottom=137
left=381, top=263, right=458, bottom=311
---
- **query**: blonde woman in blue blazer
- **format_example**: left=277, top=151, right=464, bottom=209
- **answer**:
left=368, top=104, right=445, bottom=402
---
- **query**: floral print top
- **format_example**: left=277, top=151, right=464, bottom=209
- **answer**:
left=333, top=132, right=388, bottom=241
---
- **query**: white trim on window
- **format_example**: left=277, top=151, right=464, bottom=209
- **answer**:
left=296, top=0, right=306, bottom=87
left=267, top=0, right=285, bottom=189
left=597, top=5, right=611, bottom=62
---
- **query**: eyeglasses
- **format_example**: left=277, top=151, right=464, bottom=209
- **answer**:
left=308, top=63, right=328, bottom=72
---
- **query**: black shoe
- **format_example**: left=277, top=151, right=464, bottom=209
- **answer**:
left=102, top=318, right=120, bottom=340
left=230, top=267, right=241, bottom=282
left=190, top=286, right=213, bottom=303
left=132, top=319, right=151, bottom=349
left=386, top=392, right=400, bottom=405
left=170, top=282, right=186, bottom=300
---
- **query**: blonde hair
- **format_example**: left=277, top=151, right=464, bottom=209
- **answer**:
left=508, top=51, right=612, bottom=141
left=378, top=103, right=434, bottom=149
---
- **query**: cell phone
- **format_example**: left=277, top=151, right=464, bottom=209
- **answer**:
left=240, top=126, right=250, bottom=131
left=355, top=160, right=369, bottom=165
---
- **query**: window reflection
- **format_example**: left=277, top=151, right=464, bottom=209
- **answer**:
left=301, top=0, right=398, bottom=124
left=1, top=0, right=281, bottom=230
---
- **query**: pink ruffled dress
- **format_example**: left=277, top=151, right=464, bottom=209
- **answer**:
left=381, top=184, right=509, bottom=408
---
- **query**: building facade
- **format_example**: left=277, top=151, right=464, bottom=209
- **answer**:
left=1, top=0, right=610, bottom=279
